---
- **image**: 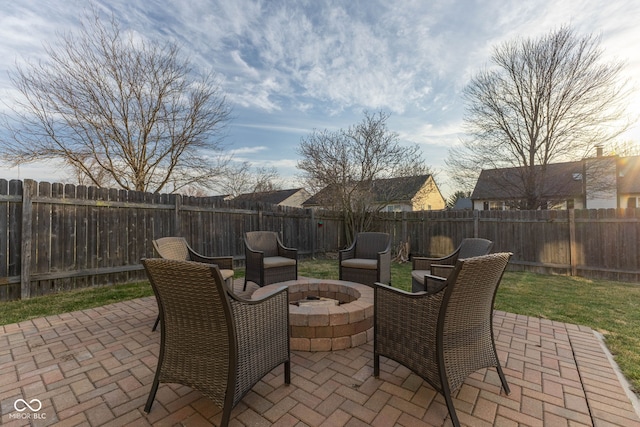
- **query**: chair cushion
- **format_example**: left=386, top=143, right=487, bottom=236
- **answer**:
left=220, top=269, right=234, bottom=281
left=264, top=256, right=296, bottom=269
left=341, top=258, right=378, bottom=270
left=411, top=270, right=430, bottom=285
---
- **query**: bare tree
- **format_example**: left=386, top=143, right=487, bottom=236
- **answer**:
left=1, top=8, right=231, bottom=193
left=253, top=166, right=282, bottom=193
left=448, top=26, right=632, bottom=209
left=297, top=111, right=431, bottom=240
left=217, top=162, right=282, bottom=197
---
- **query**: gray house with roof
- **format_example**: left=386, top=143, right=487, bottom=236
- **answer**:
left=471, top=155, right=640, bottom=210
left=232, top=188, right=311, bottom=208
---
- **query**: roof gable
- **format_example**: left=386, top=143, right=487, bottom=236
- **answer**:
left=303, top=175, right=433, bottom=206
left=233, top=188, right=305, bottom=205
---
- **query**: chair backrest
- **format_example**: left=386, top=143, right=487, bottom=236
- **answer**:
left=354, top=232, right=390, bottom=259
left=153, top=237, right=191, bottom=261
left=440, top=252, right=511, bottom=390
left=457, top=238, right=493, bottom=259
left=245, top=231, right=279, bottom=257
left=142, top=258, right=234, bottom=408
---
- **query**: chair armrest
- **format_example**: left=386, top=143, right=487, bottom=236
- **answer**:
left=278, top=245, right=298, bottom=260
left=374, top=282, right=425, bottom=297
left=228, top=286, right=289, bottom=398
left=424, top=274, right=448, bottom=294
left=430, top=264, right=454, bottom=279
left=244, top=242, right=264, bottom=265
left=412, top=249, right=459, bottom=270
left=374, top=282, right=443, bottom=354
left=377, top=247, right=392, bottom=283
left=339, top=242, right=356, bottom=261
left=189, top=252, right=234, bottom=270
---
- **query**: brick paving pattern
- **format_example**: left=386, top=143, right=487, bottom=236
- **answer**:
left=0, top=282, right=638, bottom=426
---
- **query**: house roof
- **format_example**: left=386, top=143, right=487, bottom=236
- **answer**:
left=452, top=198, right=473, bottom=210
left=618, top=156, right=640, bottom=194
left=233, top=188, right=306, bottom=205
left=303, top=174, right=434, bottom=207
left=471, top=161, right=585, bottom=200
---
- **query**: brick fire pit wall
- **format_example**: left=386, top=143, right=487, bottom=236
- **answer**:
left=251, top=278, right=374, bottom=352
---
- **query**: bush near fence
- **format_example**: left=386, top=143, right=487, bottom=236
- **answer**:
left=1, top=179, right=638, bottom=301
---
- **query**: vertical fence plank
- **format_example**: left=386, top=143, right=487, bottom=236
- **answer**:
left=0, top=179, right=8, bottom=301
left=20, top=180, right=34, bottom=299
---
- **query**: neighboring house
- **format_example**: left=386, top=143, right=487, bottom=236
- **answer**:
left=231, top=188, right=311, bottom=208
left=452, top=197, right=473, bottom=210
left=303, top=174, right=446, bottom=212
left=471, top=154, right=640, bottom=210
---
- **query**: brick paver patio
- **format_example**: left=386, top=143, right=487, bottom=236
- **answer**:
left=1, top=280, right=639, bottom=426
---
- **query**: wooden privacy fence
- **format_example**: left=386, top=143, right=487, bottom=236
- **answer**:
left=375, top=208, right=640, bottom=283
left=1, top=179, right=639, bottom=301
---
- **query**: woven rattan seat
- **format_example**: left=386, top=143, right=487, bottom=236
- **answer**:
left=411, top=237, right=493, bottom=292
left=244, top=231, right=297, bottom=290
left=375, top=252, right=512, bottom=427
left=151, top=237, right=234, bottom=331
left=339, top=232, right=391, bottom=287
left=142, top=258, right=290, bottom=426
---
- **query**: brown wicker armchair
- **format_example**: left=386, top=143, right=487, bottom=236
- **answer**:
left=244, top=231, right=297, bottom=290
left=151, top=237, right=235, bottom=331
left=339, top=232, right=391, bottom=287
left=142, top=258, right=290, bottom=427
left=374, top=252, right=512, bottom=427
left=411, top=237, right=493, bottom=292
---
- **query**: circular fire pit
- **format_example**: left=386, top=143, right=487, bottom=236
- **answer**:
left=252, top=278, right=374, bottom=352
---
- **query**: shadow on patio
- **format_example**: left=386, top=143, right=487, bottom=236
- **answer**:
left=0, top=281, right=639, bottom=426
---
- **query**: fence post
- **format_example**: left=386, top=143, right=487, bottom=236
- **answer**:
left=21, top=179, right=34, bottom=299
left=473, top=210, right=479, bottom=238
left=569, top=209, right=577, bottom=276
left=174, top=194, right=182, bottom=236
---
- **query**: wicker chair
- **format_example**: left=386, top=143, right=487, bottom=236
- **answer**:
left=142, top=258, right=290, bottom=427
left=411, top=238, right=493, bottom=292
left=339, top=232, right=391, bottom=287
left=244, top=231, right=297, bottom=290
left=151, top=237, right=235, bottom=331
left=374, top=252, right=512, bottom=427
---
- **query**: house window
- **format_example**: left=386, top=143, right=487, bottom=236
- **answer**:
left=483, top=201, right=489, bottom=210
left=484, top=202, right=505, bottom=211
left=627, top=197, right=637, bottom=208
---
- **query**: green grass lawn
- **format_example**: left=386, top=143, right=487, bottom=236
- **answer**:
left=0, top=258, right=638, bottom=394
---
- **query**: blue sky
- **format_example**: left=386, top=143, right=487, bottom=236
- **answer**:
left=1, top=0, right=639, bottom=197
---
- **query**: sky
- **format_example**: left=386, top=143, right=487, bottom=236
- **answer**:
left=1, top=0, right=639, bottom=198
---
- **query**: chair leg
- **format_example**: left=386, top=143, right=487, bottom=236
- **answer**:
left=284, top=360, right=291, bottom=384
left=442, top=388, right=461, bottom=427
left=221, top=403, right=233, bottom=427
left=152, top=315, right=160, bottom=332
left=373, top=352, right=380, bottom=376
left=144, top=378, right=160, bottom=413
left=495, top=363, right=511, bottom=394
